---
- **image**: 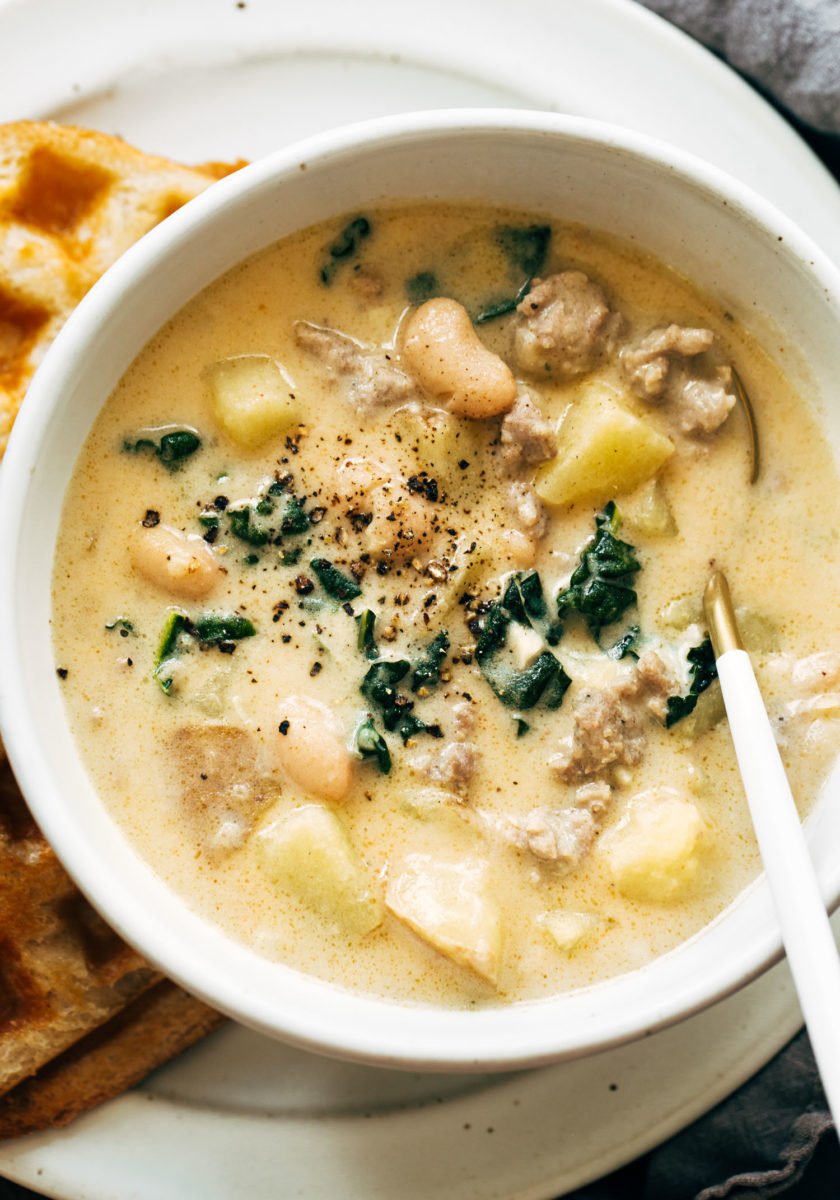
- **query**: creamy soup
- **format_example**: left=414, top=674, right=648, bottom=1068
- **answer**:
left=52, top=204, right=840, bottom=1007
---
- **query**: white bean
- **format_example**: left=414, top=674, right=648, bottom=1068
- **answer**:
left=402, top=298, right=517, bottom=418
left=274, top=696, right=353, bottom=803
left=130, top=523, right=219, bottom=599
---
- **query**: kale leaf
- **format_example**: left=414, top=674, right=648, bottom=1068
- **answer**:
left=475, top=571, right=571, bottom=712
left=497, top=224, right=552, bottom=277
left=556, top=503, right=641, bottom=640
left=310, top=558, right=362, bottom=602
left=411, top=631, right=450, bottom=692
left=124, top=429, right=201, bottom=468
left=605, top=625, right=641, bottom=661
left=406, top=271, right=440, bottom=305
left=354, top=716, right=391, bottom=774
left=475, top=225, right=551, bottom=325
left=320, top=216, right=371, bottom=285
left=665, top=636, right=719, bottom=728
left=153, top=610, right=255, bottom=694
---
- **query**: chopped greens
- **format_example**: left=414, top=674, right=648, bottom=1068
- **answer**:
left=474, top=277, right=532, bottom=325
left=606, top=625, right=641, bottom=661
left=193, top=614, right=256, bottom=644
left=359, top=657, right=441, bottom=747
left=497, top=224, right=552, bottom=277
left=406, top=271, right=440, bottom=305
left=411, top=631, right=450, bottom=692
left=501, top=571, right=546, bottom=624
left=310, top=558, right=362, bottom=602
left=209, top=478, right=311, bottom=551
left=123, top=429, right=201, bottom=468
left=228, top=504, right=273, bottom=546
left=354, top=716, right=391, bottom=774
left=556, top=503, right=641, bottom=641
left=356, top=610, right=378, bottom=659
left=320, top=216, right=371, bottom=285
left=475, top=571, right=571, bottom=712
left=665, top=636, right=719, bottom=728
left=153, top=610, right=256, bottom=694
left=474, top=225, right=551, bottom=325
left=361, top=659, right=410, bottom=709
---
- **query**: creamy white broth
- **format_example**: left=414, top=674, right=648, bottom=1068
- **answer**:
left=52, top=204, right=840, bottom=1007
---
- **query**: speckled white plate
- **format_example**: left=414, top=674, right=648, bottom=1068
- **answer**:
left=0, top=0, right=838, bottom=1196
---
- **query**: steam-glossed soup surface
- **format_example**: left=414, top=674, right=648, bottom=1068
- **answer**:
left=52, top=204, right=840, bottom=1007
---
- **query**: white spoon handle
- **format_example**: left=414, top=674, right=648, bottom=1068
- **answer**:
left=717, top=647, right=840, bottom=1124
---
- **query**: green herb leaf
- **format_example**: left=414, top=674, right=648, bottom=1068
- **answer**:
left=606, top=625, right=641, bottom=661
left=153, top=611, right=190, bottom=694
left=356, top=609, right=378, bottom=659
left=361, top=659, right=410, bottom=709
left=497, top=225, right=552, bottom=277
left=475, top=276, right=534, bottom=326
left=411, top=631, right=450, bottom=692
left=480, top=649, right=571, bottom=711
left=354, top=716, right=391, bottom=774
left=665, top=637, right=718, bottom=728
left=320, top=216, right=371, bottom=285
left=310, top=558, right=362, bottom=602
left=280, top=496, right=310, bottom=535
left=228, top=505, right=272, bottom=546
left=406, top=271, right=439, bottom=305
left=474, top=227, right=551, bottom=325
left=193, top=613, right=256, bottom=644
left=556, top=503, right=640, bottom=640
left=123, top=429, right=201, bottom=468
left=475, top=574, right=571, bottom=712
left=153, top=610, right=255, bottom=694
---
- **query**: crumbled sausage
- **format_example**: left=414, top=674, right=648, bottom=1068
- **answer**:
left=574, top=780, right=612, bottom=818
left=622, top=324, right=735, bottom=436
left=635, top=649, right=680, bottom=722
left=549, top=680, right=645, bottom=783
left=506, top=481, right=548, bottom=538
left=171, top=726, right=275, bottom=856
left=791, top=651, right=840, bottom=692
left=513, top=271, right=625, bottom=379
left=499, top=388, right=557, bottom=472
left=501, top=806, right=598, bottom=868
left=294, top=321, right=416, bottom=412
left=419, top=741, right=478, bottom=797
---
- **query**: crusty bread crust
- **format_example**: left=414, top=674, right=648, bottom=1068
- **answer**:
left=0, top=123, right=238, bottom=1137
left=0, top=121, right=241, bottom=457
left=0, top=981, right=225, bottom=1139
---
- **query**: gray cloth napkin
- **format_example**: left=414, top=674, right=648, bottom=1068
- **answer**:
left=640, top=0, right=840, bottom=134
left=569, top=1029, right=839, bottom=1198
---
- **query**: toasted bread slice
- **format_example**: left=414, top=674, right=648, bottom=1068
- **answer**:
left=0, top=122, right=239, bottom=1134
left=0, top=120, right=243, bottom=457
left=0, top=981, right=225, bottom=1140
left=0, top=749, right=162, bottom=1098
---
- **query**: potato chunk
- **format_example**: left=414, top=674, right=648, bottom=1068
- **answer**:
left=535, top=383, right=674, bottom=507
left=600, top=789, right=705, bottom=902
left=539, top=910, right=608, bottom=954
left=206, top=355, right=300, bottom=448
left=255, top=805, right=383, bottom=935
left=386, top=855, right=502, bottom=984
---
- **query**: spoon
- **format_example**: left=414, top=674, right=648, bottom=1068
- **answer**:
left=704, top=570, right=840, bottom=1128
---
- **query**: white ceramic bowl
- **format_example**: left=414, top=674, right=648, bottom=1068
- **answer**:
left=3, top=110, right=840, bottom=1072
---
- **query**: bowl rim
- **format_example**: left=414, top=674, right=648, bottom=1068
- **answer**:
left=3, top=107, right=840, bottom=1070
